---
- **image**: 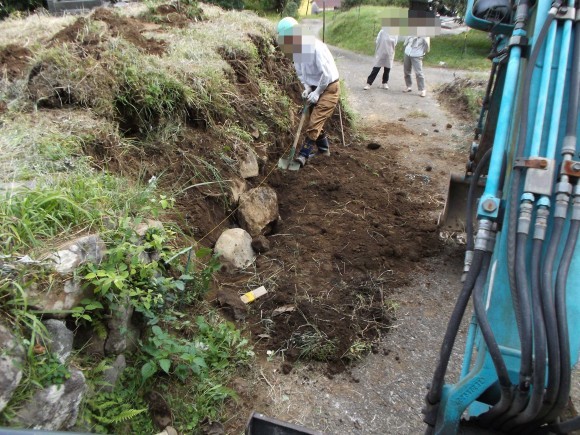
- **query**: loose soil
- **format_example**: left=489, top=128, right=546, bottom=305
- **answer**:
left=237, top=133, right=444, bottom=373
left=211, top=41, right=472, bottom=379
left=0, top=44, right=32, bottom=80
left=50, top=8, right=167, bottom=55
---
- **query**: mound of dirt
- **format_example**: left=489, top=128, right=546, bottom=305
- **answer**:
left=437, top=77, right=486, bottom=120
left=50, top=8, right=166, bottom=56
left=0, top=44, right=32, bottom=80
left=213, top=129, right=444, bottom=374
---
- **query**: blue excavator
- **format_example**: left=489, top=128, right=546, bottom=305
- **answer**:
left=424, top=0, right=580, bottom=431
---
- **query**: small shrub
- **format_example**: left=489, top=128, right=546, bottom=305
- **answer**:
left=139, top=315, right=253, bottom=383
left=114, top=58, right=195, bottom=136
left=80, top=364, right=153, bottom=434
left=82, top=220, right=183, bottom=322
left=281, top=0, right=298, bottom=17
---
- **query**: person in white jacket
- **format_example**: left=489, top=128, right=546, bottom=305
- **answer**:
left=277, top=17, right=340, bottom=167
left=364, top=28, right=398, bottom=90
left=403, top=36, right=430, bottom=97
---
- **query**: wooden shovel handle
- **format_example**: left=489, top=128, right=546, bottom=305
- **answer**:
left=290, top=104, right=309, bottom=157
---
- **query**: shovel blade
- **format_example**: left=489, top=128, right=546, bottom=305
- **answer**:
left=277, top=158, right=301, bottom=171
left=287, top=161, right=302, bottom=171
left=438, top=173, right=486, bottom=232
left=277, top=158, right=290, bottom=170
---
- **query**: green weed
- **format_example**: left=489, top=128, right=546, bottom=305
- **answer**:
left=82, top=221, right=181, bottom=322
left=114, top=52, right=195, bottom=136
left=1, top=183, right=96, bottom=254
left=31, top=46, right=117, bottom=116
left=339, top=80, right=359, bottom=131
left=292, top=329, right=338, bottom=362
left=146, top=314, right=253, bottom=432
left=0, top=171, right=152, bottom=255
left=139, top=314, right=253, bottom=385
left=0, top=278, right=70, bottom=425
left=463, top=86, right=485, bottom=117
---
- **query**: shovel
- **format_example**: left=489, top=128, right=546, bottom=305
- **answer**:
left=278, top=103, right=309, bottom=171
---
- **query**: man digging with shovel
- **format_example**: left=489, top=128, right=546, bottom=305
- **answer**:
left=277, top=17, right=340, bottom=168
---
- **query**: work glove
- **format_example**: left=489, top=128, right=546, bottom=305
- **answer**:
left=301, top=87, right=310, bottom=99
left=307, top=90, right=320, bottom=105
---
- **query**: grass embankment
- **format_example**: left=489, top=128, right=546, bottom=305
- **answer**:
left=324, top=5, right=493, bottom=70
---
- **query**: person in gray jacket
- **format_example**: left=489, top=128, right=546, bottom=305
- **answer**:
left=403, top=36, right=430, bottom=97
left=364, top=28, right=398, bottom=90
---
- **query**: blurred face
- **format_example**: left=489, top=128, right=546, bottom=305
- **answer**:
left=277, top=31, right=315, bottom=62
left=278, top=34, right=303, bottom=59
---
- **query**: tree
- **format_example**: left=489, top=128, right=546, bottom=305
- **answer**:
left=281, top=0, right=298, bottom=17
left=1, top=0, right=47, bottom=17
left=205, top=0, right=245, bottom=9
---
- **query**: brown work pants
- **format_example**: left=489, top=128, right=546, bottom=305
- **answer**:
left=305, top=81, right=340, bottom=141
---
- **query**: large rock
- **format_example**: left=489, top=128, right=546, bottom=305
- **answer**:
left=43, top=319, right=73, bottom=363
left=27, top=235, right=105, bottom=313
left=16, top=369, right=87, bottom=430
left=0, top=324, right=25, bottom=412
left=238, top=146, right=259, bottom=179
left=46, top=235, right=106, bottom=275
left=214, top=228, right=255, bottom=270
left=101, top=354, right=126, bottom=393
left=237, top=187, right=279, bottom=237
left=104, top=303, right=139, bottom=356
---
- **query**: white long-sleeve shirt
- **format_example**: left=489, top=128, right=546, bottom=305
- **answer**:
left=294, top=39, right=339, bottom=93
left=404, top=36, right=430, bottom=57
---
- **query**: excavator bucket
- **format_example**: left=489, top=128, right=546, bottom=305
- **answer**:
left=438, top=173, right=486, bottom=232
left=245, top=411, right=322, bottom=435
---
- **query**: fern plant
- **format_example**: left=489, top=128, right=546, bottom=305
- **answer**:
left=80, top=370, right=152, bottom=435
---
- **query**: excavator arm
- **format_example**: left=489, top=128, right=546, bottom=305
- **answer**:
left=426, top=0, right=580, bottom=432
